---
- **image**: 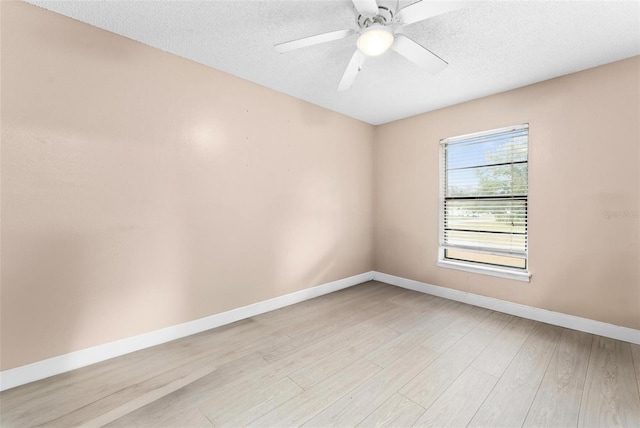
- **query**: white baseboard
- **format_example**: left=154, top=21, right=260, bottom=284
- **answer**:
left=4, top=270, right=637, bottom=391
left=0, top=271, right=375, bottom=392
left=373, top=271, right=640, bottom=345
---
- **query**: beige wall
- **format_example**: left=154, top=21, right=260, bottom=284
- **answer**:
left=0, top=2, right=374, bottom=370
left=374, top=56, right=640, bottom=330
left=2, top=1, right=639, bottom=373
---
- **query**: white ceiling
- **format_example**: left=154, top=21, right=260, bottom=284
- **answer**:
left=27, top=0, right=640, bottom=125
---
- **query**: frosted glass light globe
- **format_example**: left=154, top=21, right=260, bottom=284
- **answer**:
left=357, top=24, right=394, bottom=56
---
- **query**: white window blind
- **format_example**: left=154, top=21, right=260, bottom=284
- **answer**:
left=440, top=124, right=528, bottom=270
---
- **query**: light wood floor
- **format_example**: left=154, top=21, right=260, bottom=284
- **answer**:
left=2, top=281, right=640, bottom=427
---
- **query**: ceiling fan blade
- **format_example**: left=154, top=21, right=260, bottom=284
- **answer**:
left=275, top=29, right=355, bottom=53
left=352, top=0, right=379, bottom=17
left=399, top=1, right=469, bottom=25
left=338, top=49, right=367, bottom=91
left=391, top=34, right=448, bottom=74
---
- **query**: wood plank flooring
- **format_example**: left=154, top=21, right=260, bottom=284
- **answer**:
left=1, top=281, right=639, bottom=427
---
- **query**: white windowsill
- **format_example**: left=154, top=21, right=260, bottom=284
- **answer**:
left=437, top=259, right=531, bottom=283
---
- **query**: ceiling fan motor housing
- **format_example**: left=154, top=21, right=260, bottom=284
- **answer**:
left=357, top=4, right=396, bottom=29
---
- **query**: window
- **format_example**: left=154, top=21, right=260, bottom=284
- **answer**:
left=438, top=124, right=530, bottom=282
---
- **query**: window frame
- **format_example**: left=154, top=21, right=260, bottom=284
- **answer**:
left=437, top=124, right=531, bottom=282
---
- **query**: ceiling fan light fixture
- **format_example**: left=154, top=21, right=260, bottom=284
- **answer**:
left=357, top=24, right=394, bottom=56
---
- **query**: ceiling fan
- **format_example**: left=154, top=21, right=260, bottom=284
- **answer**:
left=275, top=0, right=466, bottom=91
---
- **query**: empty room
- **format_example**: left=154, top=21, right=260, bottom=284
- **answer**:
left=1, top=0, right=639, bottom=426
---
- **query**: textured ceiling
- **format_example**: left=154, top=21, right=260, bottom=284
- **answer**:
left=26, top=0, right=640, bottom=125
